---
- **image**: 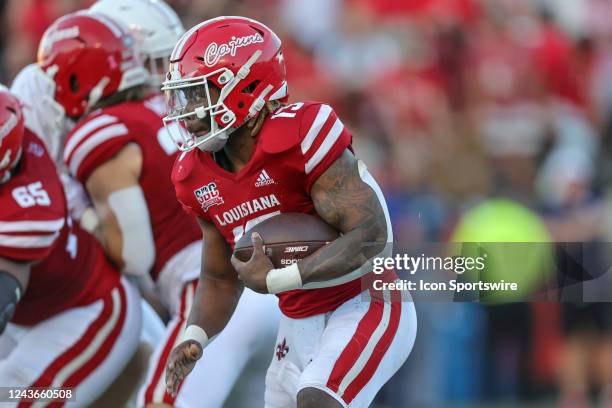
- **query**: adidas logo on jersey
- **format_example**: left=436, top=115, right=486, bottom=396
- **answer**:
left=255, top=170, right=275, bottom=187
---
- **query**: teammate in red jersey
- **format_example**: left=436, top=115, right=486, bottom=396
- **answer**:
left=0, top=87, right=142, bottom=406
left=164, top=17, right=417, bottom=408
left=38, top=9, right=278, bottom=407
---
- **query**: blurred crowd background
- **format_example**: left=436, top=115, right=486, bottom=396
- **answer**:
left=1, top=0, right=612, bottom=406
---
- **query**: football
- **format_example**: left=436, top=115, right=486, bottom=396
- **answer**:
left=233, top=213, right=339, bottom=268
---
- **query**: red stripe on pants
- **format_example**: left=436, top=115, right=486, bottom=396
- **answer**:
left=46, top=283, right=129, bottom=408
left=326, top=290, right=384, bottom=394
left=18, top=285, right=120, bottom=408
left=341, top=294, right=402, bottom=404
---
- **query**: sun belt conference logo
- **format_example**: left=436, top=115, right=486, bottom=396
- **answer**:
left=194, top=182, right=224, bottom=212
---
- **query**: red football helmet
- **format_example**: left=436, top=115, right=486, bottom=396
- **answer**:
left=162, top=16, right=288, bottom=152
left=0, top=88, right=25, bottom=184
left=37, top=11, right=149, bottom=119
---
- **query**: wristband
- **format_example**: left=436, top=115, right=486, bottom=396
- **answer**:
left=181, top=325, right=209, bottom=349
left=266, top=263, right=303, bottom=294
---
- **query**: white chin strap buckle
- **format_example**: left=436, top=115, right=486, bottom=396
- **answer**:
left=195, top=106, right=207, bottom=119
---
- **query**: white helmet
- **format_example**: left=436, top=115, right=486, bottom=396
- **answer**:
left=90, top=0, right=185, bottom=87
left=11, top=64, right=69, bottom=164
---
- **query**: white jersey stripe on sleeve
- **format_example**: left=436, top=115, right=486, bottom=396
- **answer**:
left=304, top=118, right=344, bottom=175
left=0, top=218, right=65, bottom=234
left=358, top=161, right=393, bottom=242
left=301, top=104, right=332, bottom=154
left=69, top=123, right=129, bottom=176
left=299, top=162, right=393, bottom=290
left=0, top=232, right=60, bottom=248
left=64, top=115, right=118, bottom=161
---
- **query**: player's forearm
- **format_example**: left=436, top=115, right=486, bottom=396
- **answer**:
left=0, top=259, right=30, bottom=334
left=94, top=216, right=126, bottom=269
left=187, top=276, right=242, bottom=338
left=0, top=257, right=30, bottom=292
left=297, top=221, right=387, bottom=285
left=304, top=151, right=389, bottom=285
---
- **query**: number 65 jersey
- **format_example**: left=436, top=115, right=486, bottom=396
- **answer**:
left=0, top=129, right=120, bottom=325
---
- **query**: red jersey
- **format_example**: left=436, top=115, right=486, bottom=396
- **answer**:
left=172, top=101, right=394, bottom=318
left=63, top=94, right=201, bottom=280
left=0, top=130, right=119, bottom=325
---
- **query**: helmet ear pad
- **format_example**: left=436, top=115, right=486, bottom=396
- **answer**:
left=215, top=59, right=286, bottom=129
left=220, top=83, right=257, bottom=126
left=56, top=51, right=118, bottom=118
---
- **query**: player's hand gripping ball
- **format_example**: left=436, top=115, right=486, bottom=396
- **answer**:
left=165, top=340, right=203, bottom=397
left=231, top=213, right=339, bottom=293
left=231, top=232, right=274, bottom=293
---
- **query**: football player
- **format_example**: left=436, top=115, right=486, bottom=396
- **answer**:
left=38, top=10, right=278, bottom=408
left=90, top=0, right=185, bottom=88
left=163, top=17, right=417, bottom=408
left=0, top=87, right=141, bottom=406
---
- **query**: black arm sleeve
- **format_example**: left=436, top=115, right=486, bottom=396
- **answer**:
left=0, top=270, right=22, bottom=334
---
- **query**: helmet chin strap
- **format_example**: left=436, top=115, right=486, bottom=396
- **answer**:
left=195, top=121, right=236, bottom=152
left=0, top=147, right=22, bottom=184
left=87, top=77, right=110, bottom=111
left=195, top=105, right=207, bottom=119
left=217, top=50, right=262, bottom=106
left=0, top=149, right=12, bottom=172
left=246, top=84, right=274, bottom=121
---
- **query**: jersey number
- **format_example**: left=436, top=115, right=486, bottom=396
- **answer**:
left=231, top=211, right=280, bottom=243
left=12, top=182, right=51, bottom=208
left=271, top=103, right=304, bottom=119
